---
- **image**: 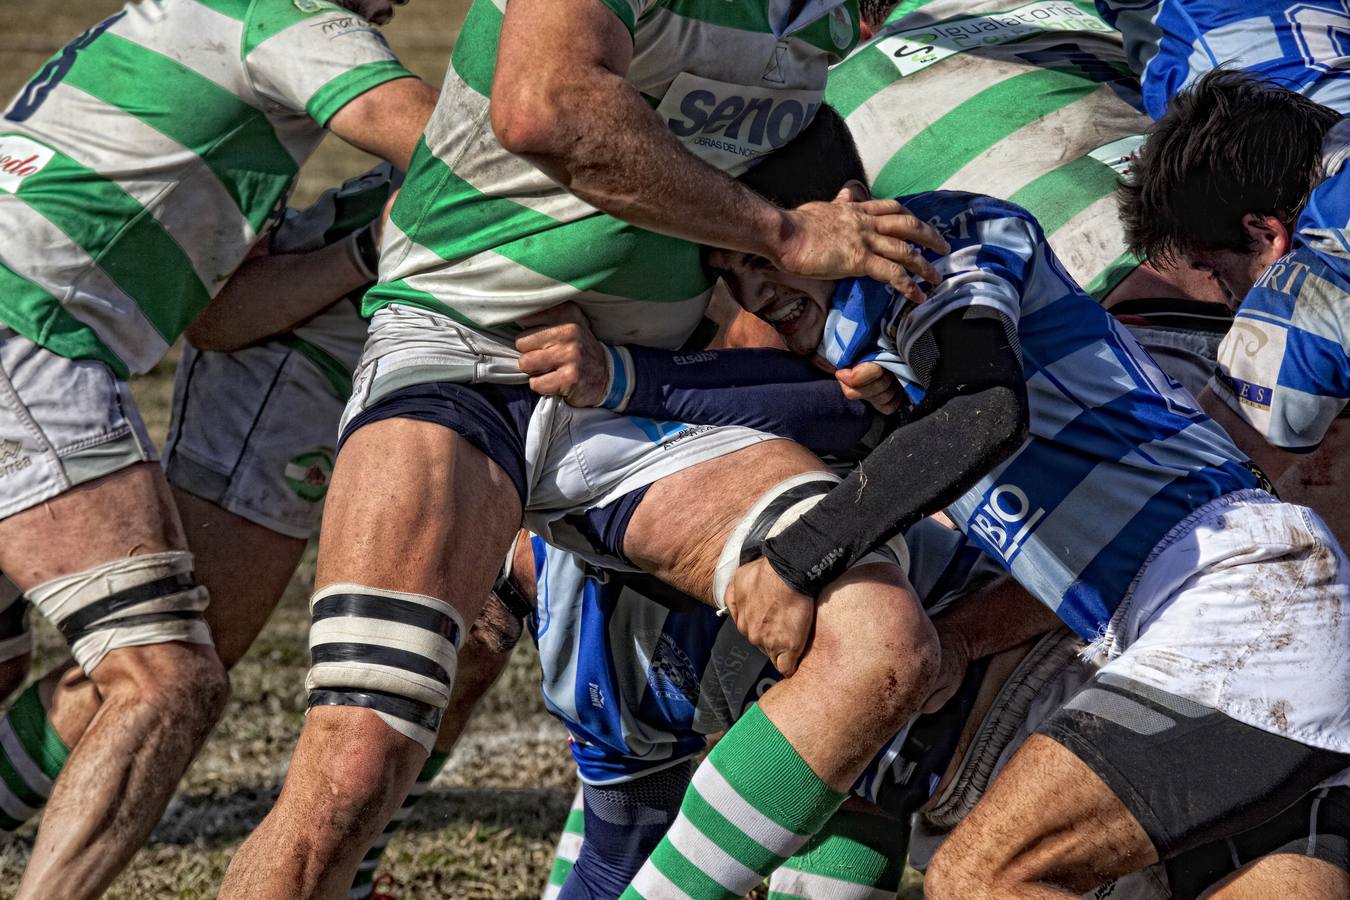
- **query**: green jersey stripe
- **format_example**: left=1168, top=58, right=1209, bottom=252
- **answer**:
left=62, top=33, right=297, bottom=228
left=0, top=263, right=124, bottom=380
left=1008, top=153, right=1119, bottom=236
left=393, top=153, right=708, bottom=303
left=362, top=280, right=486, bottom=329
left=306, top=60, right=413, bottom=126
left=1084, top=248, right=1139, bottom=298
left=449, top=0, right=502, bottom=97
left=870, top=66, right=1102, bottom=198
left=12, top=150, right=208, bottom=343
left=823, top=45, right=893, bottom=118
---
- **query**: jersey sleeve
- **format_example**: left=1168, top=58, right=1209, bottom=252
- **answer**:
left=886, top=193, right=1040, bottom=382
left=244, top=3, right=415, bottom=126
left=1211, top=246, right=1350, bottom=451
left=594, top=0, right=662, bottom=36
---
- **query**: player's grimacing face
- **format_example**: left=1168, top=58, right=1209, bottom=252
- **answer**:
left=708, top=250, right=835, bottom=356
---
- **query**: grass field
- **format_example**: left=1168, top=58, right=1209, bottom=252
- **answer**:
left=0, top=2, right=923, bottom=896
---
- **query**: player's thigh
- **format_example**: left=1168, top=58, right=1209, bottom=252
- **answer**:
left=928, top=732, right=1156, bottom=896
left=0, top=462, right=184, bottom=589
left=1203, top=854, right=1350, bottom=899
left=621, top=438, right=824, bottom=600
left=174, top=488, right=306, bottom=669
left=317, top=417, right=521, bottom=606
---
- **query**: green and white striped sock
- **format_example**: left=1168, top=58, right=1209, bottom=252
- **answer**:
left=0, top=682, right=69, bottom=831
left=542, top=784, right=585, bottom=900
left=623, top=704, right=845, bottom=900
left=768, top=809, right=907, bottom=900
left=348, top=750, right=450, bottom=900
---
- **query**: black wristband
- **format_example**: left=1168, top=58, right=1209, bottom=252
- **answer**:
left=762, top=524, right=844, bottom=598
left=354, top=224, right=381, bottom=278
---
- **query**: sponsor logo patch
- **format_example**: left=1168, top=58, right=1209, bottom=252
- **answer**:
left=876, top=0, right=1113, bottom=78
left=0, top=439, right=31, bottom=480
left=0, top=136, right=54, bottom=194
left=657, top=73, right=821, bottom=175
left=968, top=482, right=1046, bottom=564
left=284, top=449, right=334, bottom=502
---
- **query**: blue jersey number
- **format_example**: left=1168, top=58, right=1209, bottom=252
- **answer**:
left=6, top=12, right=126, bottom=123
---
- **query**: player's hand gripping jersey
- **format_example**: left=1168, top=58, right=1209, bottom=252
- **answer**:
left=829, top=0, right=1153, bottom=297
left=0, top=0, right=413, bottom=377
left=824, top=193, right=1258, bottom=637
left=1212, top=120, right=1350, bottom=451
left=367, top=0, right=860, bottom=351
left=1095, top=0, right=1350, bottom=120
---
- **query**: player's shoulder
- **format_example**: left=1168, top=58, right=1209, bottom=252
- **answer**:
left=241, top=0, right=379, bottom=53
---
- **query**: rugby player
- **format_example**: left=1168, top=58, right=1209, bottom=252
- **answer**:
left=510, top=103, right=1350, bottom=895
left=623, top=114, right=1350, bottom=900
left=0, top=1, right=435, bottom=894
left=219, top=0, right=965, bottom=895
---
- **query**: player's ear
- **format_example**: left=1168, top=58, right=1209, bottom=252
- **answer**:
left=1240, top=213, right=1291, bottom=260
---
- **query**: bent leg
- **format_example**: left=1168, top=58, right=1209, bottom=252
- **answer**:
left=622, top=442, right=938, bottom=896
left=0, top=464, right=229, bottom=900
left=219, top=420, right=522, bottom=900
left=1202, top=854, right=1350, bottom=899
left=925, top=734, right=1155, bottom=900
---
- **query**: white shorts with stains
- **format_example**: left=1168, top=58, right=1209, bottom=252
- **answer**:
left=1096, top=489, right=1350, bottom=759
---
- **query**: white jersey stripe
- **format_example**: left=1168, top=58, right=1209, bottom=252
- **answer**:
left=770, top=866, right=897, bottom=900
left=107, top=1, right=254, bottom=104
left=26, top=83, right=255, bottom=296
left=0, top=196, right=169, bottom=373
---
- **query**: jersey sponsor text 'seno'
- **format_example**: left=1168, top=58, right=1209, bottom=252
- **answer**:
left=366, top=0, right=860, bottom=352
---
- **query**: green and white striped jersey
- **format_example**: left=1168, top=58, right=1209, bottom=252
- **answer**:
left=0, top=0, right=414, bottom=377
left=828, top=0, right=1151, bottom=297
left=368, top=0, right=861, bottom=350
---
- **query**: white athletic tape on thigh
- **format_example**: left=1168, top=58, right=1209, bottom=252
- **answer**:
left=25, top=552, right=211, bottom=674
left=305, top=583, right=466, bottom=753
left=713, top=472, right=910, bottom=612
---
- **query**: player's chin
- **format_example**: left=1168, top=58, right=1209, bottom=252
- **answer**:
left=780, top=308, right=825, bottom=356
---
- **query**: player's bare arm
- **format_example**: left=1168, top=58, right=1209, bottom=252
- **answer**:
left=328, top=76, right=438, bottom=171
left=491, top=0, right=948, bottom=300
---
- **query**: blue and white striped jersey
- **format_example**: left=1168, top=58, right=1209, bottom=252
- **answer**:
left=530, top=518, right=991, bottom=786
left=822, top=192, right=1258, bottom=639
left=1095, top=0, right=1350, bottom=120
left=1212, top=121, right=1350, bottom=450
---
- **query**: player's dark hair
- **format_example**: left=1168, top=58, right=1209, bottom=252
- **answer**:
left=1120, top=68, right=1341, bottom=266
left=737, top=103, right=868, bottom=209
left=859, top=0, right=901, bottom=31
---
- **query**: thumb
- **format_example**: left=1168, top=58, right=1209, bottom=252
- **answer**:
left=832, top=186, right=854, bottom=204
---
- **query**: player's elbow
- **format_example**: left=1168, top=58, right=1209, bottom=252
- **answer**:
left=183, top=319, right=247, bottom=353
left=491, top=81, right=566, bottom=157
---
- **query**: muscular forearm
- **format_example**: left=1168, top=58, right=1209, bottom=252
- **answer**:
left=185, top=241, right=370, bottom=351
left=492, top=2, right=786, bottom=259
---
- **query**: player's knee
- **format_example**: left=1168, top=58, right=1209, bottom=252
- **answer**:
left=96, top=640, right=229, bottom=729
left=926, top=838, right=1001, bottom=900
left=304, top=583, right=466, bottom=754
left=850, top=608, right=940, bottom=723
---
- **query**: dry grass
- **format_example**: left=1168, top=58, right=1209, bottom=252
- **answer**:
left=0, top=2, right=924, bottom=896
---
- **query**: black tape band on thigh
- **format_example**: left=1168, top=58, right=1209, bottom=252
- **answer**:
left=1037, top=673, right=1350, bottom=858
left=739, top=480, right=836, bottom=567
left=312, top=593, right=461, bottom=645
left=310, top=642, right=451, bottom=685
left=307, top=688, right=442, bottom=733
left=56, top=573, right=197, bottom=644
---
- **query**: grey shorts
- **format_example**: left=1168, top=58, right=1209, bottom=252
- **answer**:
left=163, top=308, right=364, bottom=539
left=0, top=328, right=157, bottom=521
